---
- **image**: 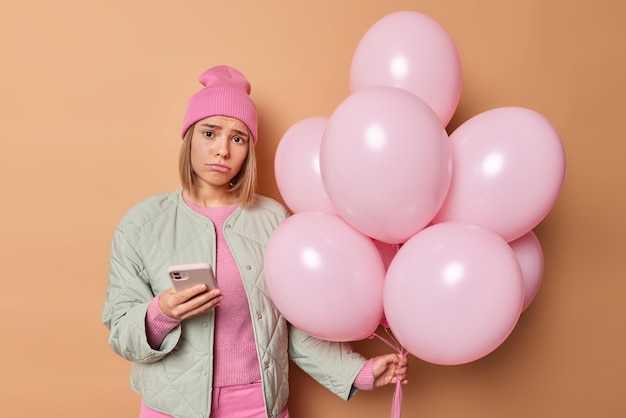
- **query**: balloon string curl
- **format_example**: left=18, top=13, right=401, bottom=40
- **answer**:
left=370, top=323, right=406, bottom=418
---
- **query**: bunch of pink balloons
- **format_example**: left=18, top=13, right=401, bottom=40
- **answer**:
left=266, top=11, right=565, bottom=365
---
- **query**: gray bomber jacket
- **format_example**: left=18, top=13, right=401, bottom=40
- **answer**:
left=102, top=190, right=366, bottom=418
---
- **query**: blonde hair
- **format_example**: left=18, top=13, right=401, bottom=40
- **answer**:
left=179, top=124, right=257, bottom=207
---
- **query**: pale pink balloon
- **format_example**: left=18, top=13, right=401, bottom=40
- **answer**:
left=509, top=231, right=544, bottom=311
left=274, top=117, right=337, bottom=214
left=350, top=11, right=462, bottom=126
left=433, top=107, right=566, bottom=242
left=320, top=86, right=452, bottom=244
left=264, top=212, right=385, bottom=342
left=383, top=222, right=524, bottom=365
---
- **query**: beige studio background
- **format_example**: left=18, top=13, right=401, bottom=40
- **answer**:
left=1, top=0, right=624, bottom=417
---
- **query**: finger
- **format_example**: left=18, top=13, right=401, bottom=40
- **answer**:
left=167, top=289, right=222, bottom=318
left=179, top=298, right=222, bottom=319
left=181, top=290, right=224, bottom=316
left=172, top=284, right=210, bottom=302
left=180, top=290, right=221, bottom=310
left=383, top=353, right=401, bottom=366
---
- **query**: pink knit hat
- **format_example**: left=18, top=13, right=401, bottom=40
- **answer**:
left=181, top=65, right=258, bottom=144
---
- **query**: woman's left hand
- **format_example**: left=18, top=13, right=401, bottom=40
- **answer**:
left=372, top=353, right=409, bottom=387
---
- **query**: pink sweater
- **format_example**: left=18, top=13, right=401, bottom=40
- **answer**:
left=143, top=201, right=374, bottom=414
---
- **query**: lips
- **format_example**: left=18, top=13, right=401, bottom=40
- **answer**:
left=207, top=164, right=230, bottom=173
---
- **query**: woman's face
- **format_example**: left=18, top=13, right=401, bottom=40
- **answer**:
left=190, top=115, right=250, bottom=191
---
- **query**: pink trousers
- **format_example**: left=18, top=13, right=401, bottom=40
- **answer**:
left=140, top=381, right=289, bottom=418
left=211, top=381, right=289, bottom=418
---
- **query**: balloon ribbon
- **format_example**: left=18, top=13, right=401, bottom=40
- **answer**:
left=371, top=324, right=407, bottom=418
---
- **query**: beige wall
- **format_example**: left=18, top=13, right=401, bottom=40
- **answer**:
left=1, top=0, right=624, bottom=416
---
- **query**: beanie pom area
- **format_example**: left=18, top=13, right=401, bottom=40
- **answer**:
left=198, top=65, right=251, bottom=94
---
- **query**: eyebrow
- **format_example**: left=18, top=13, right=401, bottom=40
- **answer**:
left=198, top=123, right=249, bottom=138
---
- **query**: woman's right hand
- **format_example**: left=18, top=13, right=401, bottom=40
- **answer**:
left=158, top=284, right=223, bottom=320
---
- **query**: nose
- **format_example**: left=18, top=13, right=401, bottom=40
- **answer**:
left=215, top=136, right=230, bottom=159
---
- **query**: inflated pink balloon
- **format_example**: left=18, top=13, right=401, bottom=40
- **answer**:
left=264, top=212, right=385, bottom=341
left=509, top=231, right=544, bottom=311
left=320, top=85, right=452, bottom=244
left=384, top=222, right=524, bottom=365
left=433, top=107, right=566, bottom=242
left=350, top=11, right=462, bottom=126
left=274, top=117, right=337, bottom=214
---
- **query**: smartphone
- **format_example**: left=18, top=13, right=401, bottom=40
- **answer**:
left=167, top=263, right=217, bottom=292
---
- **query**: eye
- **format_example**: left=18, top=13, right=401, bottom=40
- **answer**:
left=232, top=136, right=246, bottom=144
left=203, top=131, right=214, bottom=138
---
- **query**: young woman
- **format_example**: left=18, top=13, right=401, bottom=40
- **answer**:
left=102, top=65, right=407, bottom=418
